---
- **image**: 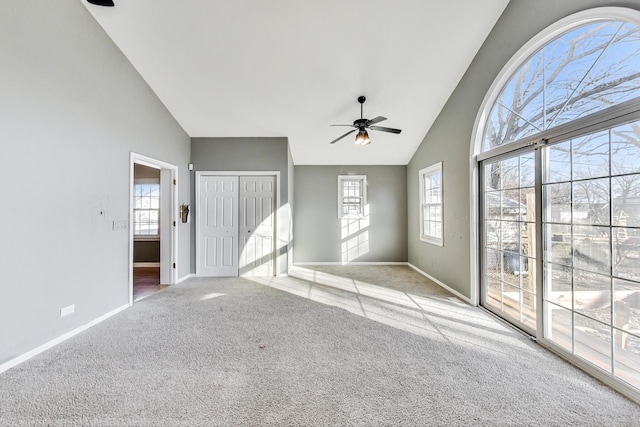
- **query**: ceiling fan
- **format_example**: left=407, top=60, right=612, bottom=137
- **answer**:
left=329, top=96, right=401, bottom=145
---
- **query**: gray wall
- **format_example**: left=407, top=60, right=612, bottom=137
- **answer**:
left=294, top=166, right=407, bottom=263
left=133, top=242, right=160, bottom=263
left=134, top=164, right=161, bottom=180
left=190, top=137, right=293, bottom=273
left=407, top=0, right=640, bottom=299
left=0, top=1, right=191, bottom=365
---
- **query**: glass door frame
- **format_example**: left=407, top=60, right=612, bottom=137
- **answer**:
left=479, top=145, right=543, bottom=338
left=477, top=106, right=640, bottom=403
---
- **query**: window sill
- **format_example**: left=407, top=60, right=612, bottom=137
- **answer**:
left=420, top=236, right=443, bottom=247
left=134, top=235, right=160, bottom=242
left=339, top=214, right=367, bottom=220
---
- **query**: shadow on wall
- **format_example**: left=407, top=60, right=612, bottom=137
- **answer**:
left=342, top=204, right=370, bottom=263
left=238, top=203, right=293, bottom=276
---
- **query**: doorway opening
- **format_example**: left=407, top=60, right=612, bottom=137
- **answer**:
left=129, top=153, right=178, bottom=304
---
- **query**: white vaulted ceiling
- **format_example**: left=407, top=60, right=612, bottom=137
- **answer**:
left=83, top=0, right=509, bottom=165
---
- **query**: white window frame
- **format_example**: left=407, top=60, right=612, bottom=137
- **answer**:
left=133, top=180, right=160, bottom=239
left=419, top=162, right=443, bottom=246
left=338, top=175, right=367, bottom=218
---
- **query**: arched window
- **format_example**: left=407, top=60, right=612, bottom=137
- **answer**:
left=482, top=13, right=640, bottom=153
left=475, top=8, right=640, bottom=400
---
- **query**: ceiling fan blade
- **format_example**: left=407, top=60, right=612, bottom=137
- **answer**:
left=369, top=125, right=402, bottom=134
left=366, top=116, right=387, bottom=126
left=330, top=124, right=356, bottom=128
left=329, top=129, right=356, bottom=144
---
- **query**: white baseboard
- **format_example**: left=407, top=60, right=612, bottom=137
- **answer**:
left=294, top=262, right=408, bottom=266
left=176, top=273, right=195, bottom=284
left=407, top=263, right=473, bottom=305
left=0, top=303, right=129, bottom=375
left=293, top=262, right=472, bottom=304
left=133, top=262, right=160, bottom=268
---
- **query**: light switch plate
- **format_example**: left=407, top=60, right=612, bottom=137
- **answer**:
left=112, top=220, right=128, bottom=231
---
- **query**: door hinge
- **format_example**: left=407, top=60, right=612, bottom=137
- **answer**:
left=173, top=221, right=176, bottom=227
left=173, top=263, right=176, bottom=269
left=173, top=179, right=177, bottom=185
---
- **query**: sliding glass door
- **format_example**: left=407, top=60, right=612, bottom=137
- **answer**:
left=481, top=119, right=640, bottom=389
left=542, top=120, right=640, bottom=388
left=481, top=150, right=537, bottom=334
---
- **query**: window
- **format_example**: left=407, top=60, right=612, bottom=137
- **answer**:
left=482, top=12, right=640, bottom=155
left=134, top=183, right=160, bottom=236
left=419, top=162, right=443, bottom=246
left=338, top=175, right=366, bottom=218
left=476, top=8, right=640, bottom=397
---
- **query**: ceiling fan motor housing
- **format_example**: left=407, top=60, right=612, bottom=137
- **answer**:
left=354, top=118, right=368, bottom=128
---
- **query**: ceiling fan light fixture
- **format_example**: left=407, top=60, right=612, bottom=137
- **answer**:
left=355, top=130, right=370, bottom=145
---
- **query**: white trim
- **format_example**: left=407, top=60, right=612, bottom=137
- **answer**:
left=195, top=171, right=281, bottom=277
left=159, top=169, right=173, bottom=285
left=133, top=262, right=160, bottom=268
left=418, top=162, right=444, bottom=246
left=0, top=304, right=129, bottom=375
left=130, top=154, right=178, bottom=171
left=294, top=262, right=408, bottom=266
left=133, top=235, right=160, bottom=242
left=198, top=171, right=281, bottom=176
left=133, top=177, right=160, bottom=184
left=468, top=6, right=640, bottom=311
left=337, top=175, right=367, bottom=219
left=468, top=153, right=480, bottom=306
left=176, top=273, right=195, bottom=284
left=537, top=337, right=640, bottom=405
left=195, top=172, right=202, bottom=277
left=294, top=262, right=473, bottom=304
left=408, top=263, right=473, bottom=305
left=130, top=153, right=179, bottom=306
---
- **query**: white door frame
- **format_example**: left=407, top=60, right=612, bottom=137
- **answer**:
left=196, top=171, right=280, bottom=277
left=129, top=152, right=179, bottom=305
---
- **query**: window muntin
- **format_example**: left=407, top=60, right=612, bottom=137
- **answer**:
left=419, top=162, right=443, bottom=246
left=338, top=175, right=366, bottom=218
left=134, top=183, right=160, bottom=235
left=483, top=19, right=640, bottom=153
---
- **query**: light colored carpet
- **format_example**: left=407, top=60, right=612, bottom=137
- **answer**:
left=1, top=265, right=638, bottom=426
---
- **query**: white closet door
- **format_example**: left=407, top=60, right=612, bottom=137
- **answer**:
left=197, top=175, right=239, bottom=277
left=239, top=176, right=275, bottom=276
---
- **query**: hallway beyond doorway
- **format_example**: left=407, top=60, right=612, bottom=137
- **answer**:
left=133, top=267, right=168, bottom=302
